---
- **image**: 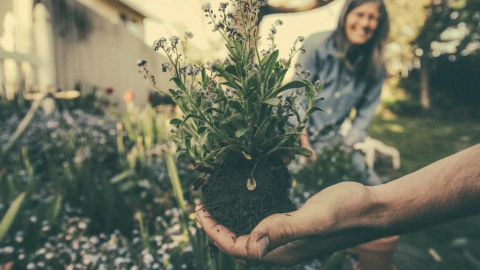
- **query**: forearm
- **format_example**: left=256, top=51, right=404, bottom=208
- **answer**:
left=202, top=145, right=480, bottom=267
left=311, top=144, right=480, bottom=253
left=369, top=144, right=480, bottom=235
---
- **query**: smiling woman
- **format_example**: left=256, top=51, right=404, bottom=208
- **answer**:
left=344, top=2, right=380, bottom=45
left=296, top=0, right=390, bottom=188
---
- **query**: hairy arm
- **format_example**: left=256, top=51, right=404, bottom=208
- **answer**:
left=371, top=143, right=480, bottom=235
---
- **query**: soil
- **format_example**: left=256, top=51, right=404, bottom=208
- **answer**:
left=201, top=156, right=297, bottom=236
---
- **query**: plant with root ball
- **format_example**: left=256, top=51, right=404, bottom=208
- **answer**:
left=139, top=0, right=323, bottom=236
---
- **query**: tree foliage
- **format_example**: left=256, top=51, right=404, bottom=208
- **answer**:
left=417, top=0, right=480, bottom=59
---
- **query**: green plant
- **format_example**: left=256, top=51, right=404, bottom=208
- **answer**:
left=290, top=137, right=364, bottom=195
left=141, top=0, right=322, bottom=189
left=0, top=193, right=25, bottom=244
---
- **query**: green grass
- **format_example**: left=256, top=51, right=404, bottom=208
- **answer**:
left=369, top=115, right=480, bottom=270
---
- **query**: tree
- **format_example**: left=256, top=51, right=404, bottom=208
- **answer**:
left=416, top=0, right=480, bottom=109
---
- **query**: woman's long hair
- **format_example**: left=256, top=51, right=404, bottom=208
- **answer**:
left=334, top=0, right=389, bottom=80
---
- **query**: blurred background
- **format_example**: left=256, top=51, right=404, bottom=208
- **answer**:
left=0, top=0, right=479, bottom=269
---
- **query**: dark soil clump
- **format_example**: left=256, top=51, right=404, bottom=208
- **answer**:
left=201, top=157, right=296, bottom=236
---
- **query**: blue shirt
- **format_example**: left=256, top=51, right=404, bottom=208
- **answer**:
left=294, top=31, right=385, bottom=146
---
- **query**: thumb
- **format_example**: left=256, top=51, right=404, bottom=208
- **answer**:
left=245, top=213, right=297, bottom=260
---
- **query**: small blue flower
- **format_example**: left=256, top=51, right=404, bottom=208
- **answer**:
left=136, top=59, right=147, bottom=67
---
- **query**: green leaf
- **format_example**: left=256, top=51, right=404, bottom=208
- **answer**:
left=235, top=61, right=246, bottom=78
left=276, top=68, right=289, bottom=83
left=233, top=39, right=243, bottom=55
left=170, top=77, right=186, bottom=91
left=169, top=89, right=178, bottom=98
left=185, top=137, right=192, bottom=153
left=225, top=65, right=239, bottom=77
left=215, top=145, right=238, bottom=159
left=170, top=118, right=182, bottom=125
left=214, top=63, right=236, bottom=84
left=228, top=100, right=246, bottom=116
left=220, top=82, right=242, bottom=93
left=270, top=147, right=313, bottom=157
left=246, top=47, right=254, bottom=63
left=321, top=251, right=345, bottom=270
left=0, top=192, right=25, bottom=243
left=204, top=148, right=222, bottom=162
left=205, top=108, right=223, bottom=115
left=228, top=53, right=239, bottom=63
left=262, top=50, right=279, bottom=82
left=242, top=151, right=252, bottom=160
left=304, top=81, right=316, bottom=108
left=261, top=132, right=304, bottom=147
left=199, top=133, right=208, bottom=146
left=176, top=98, right=189, bottom=114
left=254, top=115, right=277, bottom=143
left=316, top=78, right=324, bottom=92
left=201, top=67, right=208, bottom=88
left=230, top=113, right=245, bottom=129
left=197, top=126, right=208, bottom=134
left=208, top=131, right=226, bottom=140
left=263, top=98, right=281, bottom=106
left=110, top=170, right=134, bottom=184
left=45, top=194, right=62, bottom=222
left=267, top=72, right=277, bottom=91
left=120, top=180, right=136, bottom=192
left=225, top=44, right=238, bottom=60
left=268, top=80, right=308, bottom=98
left=219, top=121, right=231, bottom=134
left=181, top=114, right=206, bottom=127
left=304, top=106, right=324, bottom=119
left=175, top=152, right=190, bottom=162
left=235, top=128, right=249, bottom=138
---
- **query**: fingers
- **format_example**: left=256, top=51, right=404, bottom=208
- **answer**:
left=195, top=205, right=250, bottom=259
left=245, top=212, right=298, bottom=260
left=196, top=205, right=311, bottom=266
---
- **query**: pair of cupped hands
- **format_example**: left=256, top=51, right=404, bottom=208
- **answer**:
left=196, top=181, right=380, bottom=267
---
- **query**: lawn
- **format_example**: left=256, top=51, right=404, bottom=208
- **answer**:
left=370, top=115, right=480, bottom=270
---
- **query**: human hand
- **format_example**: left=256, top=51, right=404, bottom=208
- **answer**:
left=300, top=128, right=317, bottom=162
left=196, top=182, right=379, bottom=267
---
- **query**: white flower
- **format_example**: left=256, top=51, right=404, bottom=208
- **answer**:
left=170, top=36, right=180, bottom=46
left=202, top=2, right=212, bottom=12
left=219, top=2, right=229, bottom=12
left=136, top=59, right=147, bottom=67
left=143, top=253, right=154, bottom=264
left=152, top=37, right=167, bottom=51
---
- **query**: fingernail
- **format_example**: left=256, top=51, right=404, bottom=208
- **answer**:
left=257, top=235, right=269, bottom=260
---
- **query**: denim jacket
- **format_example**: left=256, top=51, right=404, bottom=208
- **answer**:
left=294, top=31, right=385, bottom=146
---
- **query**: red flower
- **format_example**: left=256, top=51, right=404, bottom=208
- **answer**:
left=105, top=87, right=114, bottom=94
left=123, top=91, right=135, bottom=101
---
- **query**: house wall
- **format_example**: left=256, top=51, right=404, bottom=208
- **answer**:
left=76, top=0, right=146, bottom=39
left=0, top=1, right=14, bottom=40
left=0, top=0, right=171, bottom=109
left=42, top=0, right=173, bottom=110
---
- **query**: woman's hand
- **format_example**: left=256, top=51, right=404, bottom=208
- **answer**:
left=196, top=182, right=379, bottom=267
left=300, top=127, right=317, bottom=162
